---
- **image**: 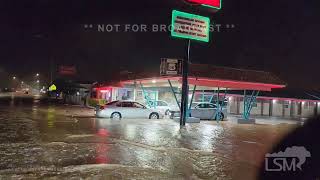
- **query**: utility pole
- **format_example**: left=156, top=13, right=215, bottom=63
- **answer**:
left=180, top=40, right=191, bottom=126
left=50, top=59, right=54, bottom=84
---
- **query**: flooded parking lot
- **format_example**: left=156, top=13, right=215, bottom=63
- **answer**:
left=0, top=96, right=299, bottom=179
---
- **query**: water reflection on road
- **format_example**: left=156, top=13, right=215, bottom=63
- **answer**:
left=0, top=95, right=298, bottom=179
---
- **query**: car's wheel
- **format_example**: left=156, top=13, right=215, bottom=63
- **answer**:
left=165, top=109, right=170, bottom=116
left=111, top=112, right=122, bottom=120
left=149, top=113, right=159, bottom=119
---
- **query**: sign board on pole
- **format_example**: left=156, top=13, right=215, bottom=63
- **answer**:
left=49, top=84, right=57, bottom=91
left=171, top=10, right=210, bottom=42
left=160, top=58, right=183, bottom=76
left=186, top=0, right=222, bottom=10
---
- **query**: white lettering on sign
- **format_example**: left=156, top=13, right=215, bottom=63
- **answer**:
left=171, top=10, right=210, bottom=42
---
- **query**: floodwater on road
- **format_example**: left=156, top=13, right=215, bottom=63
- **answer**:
left=0, top=95, right=299, bottom=179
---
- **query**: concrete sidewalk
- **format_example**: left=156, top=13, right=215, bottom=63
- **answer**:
left=227, top=115, right=304, bottom=125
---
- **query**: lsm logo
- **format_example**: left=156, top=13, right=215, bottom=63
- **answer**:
left=265, top=146, right=311, bottom=171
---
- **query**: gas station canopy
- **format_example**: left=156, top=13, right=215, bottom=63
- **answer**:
left=121, top=64, right=286, bottom=92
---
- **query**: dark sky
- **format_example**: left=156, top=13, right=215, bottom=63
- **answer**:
left=0, top=0, right=319, bottom=88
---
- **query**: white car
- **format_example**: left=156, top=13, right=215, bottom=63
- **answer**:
left=149, top=100, right=177, bottom=115
left=95, top=101, right=164, bottom=119
left=190, top=102, right=228, bottom=120
left=170, top=102, right=228, bottom=120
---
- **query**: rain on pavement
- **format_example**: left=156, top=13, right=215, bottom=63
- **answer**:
left=0, top=94, right=299, bottom=179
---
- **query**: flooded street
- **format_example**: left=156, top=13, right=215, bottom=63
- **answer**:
left=0, top=95, right=298, bottom=179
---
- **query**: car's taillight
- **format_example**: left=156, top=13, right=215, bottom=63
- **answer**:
left=100, top=106, right=105, bottom=110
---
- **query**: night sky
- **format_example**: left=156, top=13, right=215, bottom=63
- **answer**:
left=0, top=0, right=319, bottom=88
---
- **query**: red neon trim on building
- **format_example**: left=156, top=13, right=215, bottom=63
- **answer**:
left=95, top=87, right=112, bottom=91
left=119, top=76, right=285, bottom=91
left=186, top=77, right=285, bottom=91
left=121, top=76, right=285, bottom=91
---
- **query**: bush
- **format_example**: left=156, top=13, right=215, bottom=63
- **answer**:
left=88, top=98, right=107, bottom=107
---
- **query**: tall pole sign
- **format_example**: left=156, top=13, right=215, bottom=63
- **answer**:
left=171, top=10, right=211, bottom=126
left=170, top=1, right=221, bottom=126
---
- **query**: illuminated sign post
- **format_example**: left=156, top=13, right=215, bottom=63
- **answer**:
left=171, top=10, right=210, bottom=42
left=171, top=10, right=212, bottom=126
left=170, top=2, right=221, bottom=126
left=186, top=0, right=222, bottom=10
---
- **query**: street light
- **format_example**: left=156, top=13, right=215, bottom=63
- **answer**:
left=36, top=80, right=40, bottom=83
left=36, top=73, right=40, bottom=77
left=13, top=76, right=16, bottom=80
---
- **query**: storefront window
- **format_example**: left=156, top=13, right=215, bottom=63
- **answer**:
left=117, top=88, right=134, bottom=100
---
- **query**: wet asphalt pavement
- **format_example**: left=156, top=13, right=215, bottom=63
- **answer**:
left=0, top=94, right=299, bottom=179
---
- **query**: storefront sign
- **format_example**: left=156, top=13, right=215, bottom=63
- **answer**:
left=171, top=10, right=210, bottom=42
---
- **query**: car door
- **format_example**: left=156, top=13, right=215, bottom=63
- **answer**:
left=191, top=103, right=205, bottom=119
left=199, top=103, right=213, bottom=119
left=128, top=102, right=148, bottom=118
left=155, top=101, right=167, bottom=114
left=119, top=102, right=135, bottom=118
left=191, top=103, right=215, bottom=119
left=206, top=103, right=217, bottom=120
left=155, top=101, right=163, bottom=110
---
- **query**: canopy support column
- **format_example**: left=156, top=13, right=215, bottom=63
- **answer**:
left=243, top=90, right=260, bottom=120
left=168, top=80, right=181, bottom=111
left=140, top=82, right=156, bottom=109
left=188, top=85, right=197, bottom=117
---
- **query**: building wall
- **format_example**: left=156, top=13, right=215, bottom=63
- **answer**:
left=272, top=100, right=283, bottom=117
left=97, top=85, right=320, bottom=119
left=291, top=102, right=300, bottom=117
left=228, top=96, right=318, bottom=119
left=158, top=91, right=177, bottom=106
left=263, top=102, right=270, bottom=116
left=251, top=101, right=262, bottom=115
left=283, top=101, right=291, bottom=117
left=302, top=102, right=316, bottom=118
left=228, top=97, right=238, bottom=114
left=238, top=100, right=244, bottom=115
